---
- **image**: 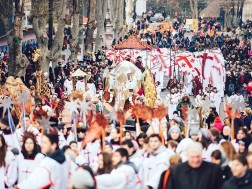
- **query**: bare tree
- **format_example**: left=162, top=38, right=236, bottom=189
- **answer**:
left=109, top=0, right=125, bottom=40
left=189, top=0, right=198, bottom=19
left=0, top=0, right=29, bottom=77
left=95, top=0, right=106, bottom=51
left=85, top=0, right=96, bottom=53
left=69, top=0, right=80, bottom=65
left=31, top=0, right=67, bottom=72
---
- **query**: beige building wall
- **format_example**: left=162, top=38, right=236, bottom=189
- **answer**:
left=243, top=0, right=252, bottom=21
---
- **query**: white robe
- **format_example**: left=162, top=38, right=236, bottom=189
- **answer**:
left=96, top=163, right=138, bottom=189
left=195, top=94, right=203, bottom=106
left=139, top=146, right=174, bottom=189
left=1, top=131, right=21, bottom=151
left=210, top=92, right=222, bottom=114
left=76, top=81, right=86, bottom=91
left=17, top=152, right=70, bottom=189
left=165, top=93, right=180, bottom=118
left=185, top=73, right=193, bottom=95
left=63, top=79, right=73, bottom=95
left=81, top=140, right=101, bottom=166
left=87, top=83, right=96, bottom=94
left=0, top=151, right=18, bottom=189
left=17, top=153, right=45, bottom=183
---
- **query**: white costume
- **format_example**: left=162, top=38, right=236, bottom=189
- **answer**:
left=17, top=153, right=45, bottom=183
left=76, top=80, right=86, bottom=91
left=0, top=151, right=18, bottom=189
left=210, top=91, right=222, bottom=114
left=1, top=130, right=21, bottom=151
left=139, top=146, right=174, bottom=189
left=87, top=83, right=96, bottom=94
left=81, top=140, right=101, bottom=166
left=185, top=73, right=193, bottom=95
left=17, top=150, right=70, bottom=189
left=165, top=93, right=180, bottom=118
left=63, top=79, right=73, bottom=95
left=96, top=162, right=138, bottom=189
left=234, top=94, right=245, bottom=110
left=195, top=94, right=203, bottom=106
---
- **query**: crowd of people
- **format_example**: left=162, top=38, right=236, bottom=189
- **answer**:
left=1, top=90, right=252, bottom=189
left=1, top=4, right=252, bottom=188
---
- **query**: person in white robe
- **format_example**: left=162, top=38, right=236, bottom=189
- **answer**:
left=139, top=134, right=174, bottom=189
left=17, top=133, right=45, bottom=183
left=87, top=81, right=96, bottom=95
left=210, top=87, right=222, bottom=114
left=16, top=133, right=70, bottom=189
left=0, top=134, right=18, bottom=189
left=195, top=90, right=204, bottom=107
left=185, top=72, right=193, bottom=96
left=234, top=92, right=245, bottom=111
left=76, top=78, right=86, bottom=91
left=16, top=116, right=41, bottom=147
left=0, top=116, right=20, bottom=151
left=63, top=77, right=73, bottom=95
left=96, top=148, right=138, bottom=189
left=165, top=89, right=181, bottom=119
left=80, top=140, right=101, bottom=168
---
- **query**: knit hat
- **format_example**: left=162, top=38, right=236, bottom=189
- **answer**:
left=168, top=126, right=181, bottom=134
left=71, top=168, right=95, bottom=189
left=189, top=127, right=199, bottom=136
left=213, top=117, right=223, bottom=132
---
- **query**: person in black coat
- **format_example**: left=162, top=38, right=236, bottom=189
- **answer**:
left=222, top=155, right=252, bottom=189
left=167, top=142, right=223, bottom=189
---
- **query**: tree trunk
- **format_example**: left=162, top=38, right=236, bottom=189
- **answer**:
left=31, top=0, right=66, bottom=72
left=1, top=0, right=29, bottom=77
left=69, top=0, right=80, bottom=65
left=111, top=0, right=124, bottom=40
left=51, top=0, right=67, bottom=69
left=189, top=0, right=198, bottom=19
left=85, top=0, right=97, bottom=53
left=194, top=0, right=198, bottom=19
left=32, top=0, right=50, bottom=72
left=125, top=0, right=134, bottom=29
left=95, top=0, right=105, bottom=51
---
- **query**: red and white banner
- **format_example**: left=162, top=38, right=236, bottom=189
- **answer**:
left=106, top=48, right=226, bottom=89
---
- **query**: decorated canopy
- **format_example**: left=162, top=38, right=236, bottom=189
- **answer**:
left=114, top=35, right=153, bottom=50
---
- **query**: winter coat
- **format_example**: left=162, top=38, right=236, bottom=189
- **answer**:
left=222, top=170, right=252, bottom=189
left=167, top=161, right=223, bottom=189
